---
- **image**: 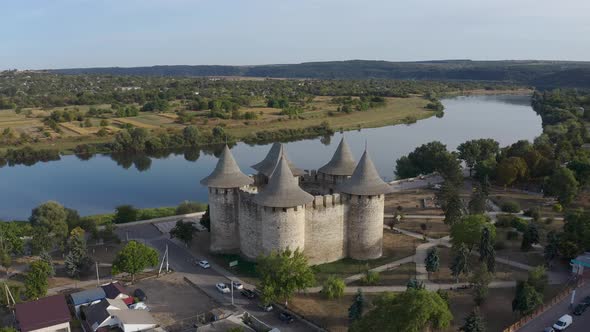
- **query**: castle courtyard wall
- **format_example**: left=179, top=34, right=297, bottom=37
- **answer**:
left=304, top=194, right=347, bottom=265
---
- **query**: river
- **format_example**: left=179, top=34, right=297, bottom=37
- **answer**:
left=0, top=94, right=542, bottom=220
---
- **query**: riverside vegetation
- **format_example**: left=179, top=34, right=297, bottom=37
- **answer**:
left=0, top=71, right=524, bottom=167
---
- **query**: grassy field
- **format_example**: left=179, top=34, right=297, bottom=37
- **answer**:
left=312, top=231, right=420, bottom=285
left=0, top=96, right=434, bottom=153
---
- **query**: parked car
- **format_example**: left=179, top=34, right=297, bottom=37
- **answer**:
left=241, top=289, right=256, bottom=299
left=582, top=296, right=590, bottom=306
left=216, top=283, right=230, bottom=294
left=231, top=281, right=243, bottom=290
left=258, top=303, right=273, bottom=312
left=543, top=328, right=555, bottom=332
left=198, top=260, right=210, bottom=269
left=133, top=289, right=147, bottom=301
left=129, top=302, right=149, bottom=311
left=279, top=312, right=294, bottom=324
left=573, top=303, right=588, bottom=316
left=553, top=314, right=573, bottom=331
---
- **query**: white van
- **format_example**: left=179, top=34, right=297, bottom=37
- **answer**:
left=553, top=314, right=573, bottom=330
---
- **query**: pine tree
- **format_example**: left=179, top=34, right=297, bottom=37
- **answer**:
left=468, top=183, right=487, bottom=214
left=348, top=289, right=365, bottom=322
left=544, top=231, right=559, bottom=267
left=406, top=277, right=425, bottom=290
left=479, top=227, right=496, bottom=273
left=425, top=247, right=440, bottom=275
left=521, top=223, right=540, bottom=251
left=461, top=308, right=486, bottom=332
left=451, top=244, right=470, bottom=283
left=39, top=251, right=55, bottom=277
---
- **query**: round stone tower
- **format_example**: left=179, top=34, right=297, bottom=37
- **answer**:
left=200, top=145, right=253, bottom=253
left=251, top=143, right=304, bottom=185
left=337, top=148, right=393, bottom=260
left=318, top=137, right=356, bottom=187
left=252, top=153, right=314, bottom=256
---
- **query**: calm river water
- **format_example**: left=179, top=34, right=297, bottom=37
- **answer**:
left=0, top=94, right=542, bottom=220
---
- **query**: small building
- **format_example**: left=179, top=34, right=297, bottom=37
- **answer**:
left=101, top=282, right=133, bottom=305
left=80, top=298, right=156, bottom=332
left=114, top=309, right=158, bottom=332
left=196, top=313, right=255, bottom=332
left=571, top=252, right=590, bottom=276
left=69, top=288, right=107, bottom=315
left=15, top=295, right=71, bottom=332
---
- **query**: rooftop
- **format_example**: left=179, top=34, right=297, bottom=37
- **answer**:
left=251, top=143, right=304, bottom=177
left=200, top=145, right=254, bottom=188
left=16, top=295, right=71, bottom=332
left=318, top=137, right=356, bottom=176
left=70, top=288, right=106, bottom=306
left=101, top=282, right=128, bottom=300
left=337, top=149, right=394, bottom=196
left=253, top=155, right=314, bottom=208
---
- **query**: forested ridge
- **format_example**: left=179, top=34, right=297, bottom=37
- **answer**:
left=46, top=59, right=590, bottom=88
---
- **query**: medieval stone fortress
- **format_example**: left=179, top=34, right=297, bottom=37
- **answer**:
left=200, top=138, right=393, bottom=265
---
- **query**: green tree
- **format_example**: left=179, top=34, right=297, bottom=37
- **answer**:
left=521, top=222, right=540, bottom=251
left=64, top=227, right=93, bottom=278
left=425, top=247, right=440, bottom=275
left=451, top=215, right=496, bottom=252
left=460, top=308, right=486, bottom=332
left=512, top=281, right=542, bottom=315
left=495, top=157, right=528, bottom=186
left=39, top=251, right=55, bottom=277
left=545, top=167, right=579, bottom=205
left=468, top=183, right=487, bottom=214
left=182, top=125, right=199, bottom=146
left=350, top=289, right=452, bottom=332
left=0, top=327, right=18, bottom=332
left=322, top=276, right=345, bottom=299
left=544, top=231, right=560, bottom=267
left=348, top=289, right=365, bottom=322
left=450, top=244, right=470, bottom=283
left=30, top=227, right=52, bottom=255
left=112, top=241, right=159, bottom=282
left=29, top=201, right=69, bottom=247
left=25, top=260, right=52, bottom=299
left=436, top=181, right=463, bottom=225
left=479, top=226, right=496, bottom=273
left=527, top=266, right=548, bottom=294
left=470, top=264, right=492, bottom=306
left=458, top=139, right=499, bottom=176
left=114, top=205, right=138, bottom=223
left=406, top=278, right=425, bottom=290
left=257, top=248, right=315, bottom=306
left=0, top=222, right=24, bottom=275
left=169, top=220, right=197, bottom=247
left=200, top=206, right=211, bottom=231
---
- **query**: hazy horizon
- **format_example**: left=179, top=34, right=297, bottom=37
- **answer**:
left=2, top=0, right=589, bottom=70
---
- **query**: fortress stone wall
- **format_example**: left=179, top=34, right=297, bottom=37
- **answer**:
left=201, top=141, right=392, bottom=266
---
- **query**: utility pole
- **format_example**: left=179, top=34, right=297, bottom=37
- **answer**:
left=231, top=279, right=234, bottom=306
left=96, top=261, right=100, bottom=286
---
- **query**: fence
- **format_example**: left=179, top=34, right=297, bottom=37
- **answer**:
left=502, top=279, right=584, bottom=332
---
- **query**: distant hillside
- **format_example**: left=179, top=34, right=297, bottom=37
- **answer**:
left=49, top=60, right=590, bottom=88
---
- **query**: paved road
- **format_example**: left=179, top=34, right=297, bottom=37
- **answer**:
left=519, top=282, right=590, bottom=332
left=125, top=223, right=312, bottom=332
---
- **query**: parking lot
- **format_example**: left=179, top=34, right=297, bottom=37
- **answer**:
left=133, top=273, right=218, bottom=329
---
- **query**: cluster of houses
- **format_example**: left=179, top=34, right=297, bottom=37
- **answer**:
left=14, top=282, right=158, bottom=332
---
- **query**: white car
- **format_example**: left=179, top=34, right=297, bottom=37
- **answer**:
left=198, top=260, right=210, bottom=269
left=216, top=283, right=230, bottom=294
left=129, top=302, right=149, bottom=311
left=553, top=314, right=573, bottom=331
left=232, top=281, right=243, bottom=290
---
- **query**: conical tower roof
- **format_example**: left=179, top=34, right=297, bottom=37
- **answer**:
left=200, top=145, right=254, bottom=188
left=253, top=155, right=314, bottom=208
left=318, top=137, right=356, bottom=176
left=337, top=149, right=394, bottom=196
left=251, top=143, right=304, bottom=177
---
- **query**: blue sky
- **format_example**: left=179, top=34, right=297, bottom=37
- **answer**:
left=1, top=0, right=589, bottom=70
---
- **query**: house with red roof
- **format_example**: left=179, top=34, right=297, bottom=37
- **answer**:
left=100, top=282, right=133, bottom=305
left=15, top=295, right=71, bottom=332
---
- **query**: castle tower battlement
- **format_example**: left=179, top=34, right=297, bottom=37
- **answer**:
left=201, top=141, right=393, bottom=265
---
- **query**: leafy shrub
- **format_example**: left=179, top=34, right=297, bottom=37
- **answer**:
left=361, top=270, right=380, bottom=285
left=501, top=201, right=521, bottom=213
left=524, top=208, right=541, bottom=221
left=544, top=217, right=554, bottom=225
left=114, top=205, right=138, bottom=224
left=176, top=201, right=207, bottom=215
left=322, top=276, right=345, bottom=299
left=553, top=204, right=563, bottom=212
left=511, top=218, right=529, bottom=232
